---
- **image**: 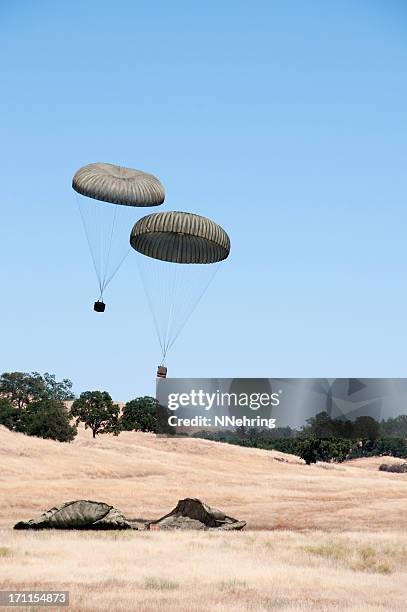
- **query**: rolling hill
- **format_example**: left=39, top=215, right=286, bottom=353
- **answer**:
left=1, top=425, right=407, bottom=531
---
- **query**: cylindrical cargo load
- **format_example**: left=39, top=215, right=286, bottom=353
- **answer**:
left=157, top=365, right=168, bottom=378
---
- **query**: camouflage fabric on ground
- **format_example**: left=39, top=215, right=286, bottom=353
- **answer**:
left=14, top=498, right=245, bottom=531
left=147, top=498, right=246, bottom=531
left=14, top=500, right=137, bottom=530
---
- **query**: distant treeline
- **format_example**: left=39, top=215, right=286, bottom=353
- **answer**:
left=1, top=371, right=407, bottom=463
left=191, top=411, right=407, bottom=463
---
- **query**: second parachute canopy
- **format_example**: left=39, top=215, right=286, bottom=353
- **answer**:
left=130, top=211, right=230, bottom=362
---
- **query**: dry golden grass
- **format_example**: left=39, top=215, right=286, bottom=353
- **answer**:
left=1, top=530, right=407, bottom=611
left=1, top=425, right=407, bottom=610
left=1, top=425, right=407, bottom=531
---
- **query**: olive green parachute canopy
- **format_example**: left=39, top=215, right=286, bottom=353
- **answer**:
left=14, top=500, right=136, bottom=530
left=72, top=162, right=165, bottom=207
left=130, top=211, right=230, bottom=264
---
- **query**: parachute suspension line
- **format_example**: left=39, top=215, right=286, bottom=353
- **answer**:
left=138, top=259, right=223, bottom=364
left=136, top=255, right=165, bottom=358
left=161, top=262, right=182, bottom=361
left=165, top=262, right=222, bottom=355
left=160, top=258, right=179, bottom=361
left=76, top=193, right=133, bottom=301
left=103, top=249, right=130, bottom=293
left=98, top=196, right=105, bottom=297
left=157, top=258, right=173, bottom=361
left=76, top=193, right=104, bottom=298
left=100, top=204, right=131, bottom=294
left=99, top=203, right=119, bottom=295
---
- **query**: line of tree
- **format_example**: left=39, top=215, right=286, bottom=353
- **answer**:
left=70, top=392, right=174, bottom=437
left=192, top=411, right=407, bottom=464
left=1, top=371, right=407, bottom=464
left=0, top=371, right=169, bottom=442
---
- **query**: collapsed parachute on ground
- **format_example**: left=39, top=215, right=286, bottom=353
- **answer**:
left=130, top=211, right=230, bottom=365
left=13, top=498, right=246, bottom=531
left=147, top=498, right=246, bottom=531
left=72, top=162, right=165, bottom=311
left=14, top=500, right=135, bottom=530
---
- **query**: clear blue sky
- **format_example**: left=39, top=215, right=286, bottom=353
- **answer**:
left=1, top=0, right=407, bottom=401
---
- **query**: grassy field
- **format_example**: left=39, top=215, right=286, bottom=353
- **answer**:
left=1, top=425, right=407, bottom=610
left=1, top=529, right=407, bottom=611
